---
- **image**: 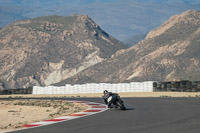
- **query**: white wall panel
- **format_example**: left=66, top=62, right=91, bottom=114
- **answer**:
left=33, top=81, right=155, bottom=94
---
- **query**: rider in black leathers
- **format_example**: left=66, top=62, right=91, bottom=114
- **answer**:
left=103, top=90, right=123, bottom=108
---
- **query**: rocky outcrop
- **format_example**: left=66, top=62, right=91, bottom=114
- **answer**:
left=57, top=10, right=200, bottom=85
left=0, top=14, right=127, bottom=89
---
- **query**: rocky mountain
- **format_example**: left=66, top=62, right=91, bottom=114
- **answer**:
left=1, top=0, right=200, bottom=41
left=56, top=10, right=200, bottom=85
left=0, top=14, right=127, bottom=89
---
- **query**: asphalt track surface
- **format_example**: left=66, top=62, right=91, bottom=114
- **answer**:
left=3, top=97, right=200, bottom=133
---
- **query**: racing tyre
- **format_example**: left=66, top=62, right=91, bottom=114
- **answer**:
left=116, top=101, right=126, bottom=110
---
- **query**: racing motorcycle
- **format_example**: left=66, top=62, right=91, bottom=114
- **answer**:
left=106, top=94, right=126, bottom=110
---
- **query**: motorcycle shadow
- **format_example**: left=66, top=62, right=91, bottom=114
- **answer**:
left=109, top=107, right=135, bottom=111
left=125, top=108, right=135, bottom=111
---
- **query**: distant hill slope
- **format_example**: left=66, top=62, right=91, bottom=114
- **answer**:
left=57, top=10, right=200, bottom=85
left=0, top=14, right=127, bottom=89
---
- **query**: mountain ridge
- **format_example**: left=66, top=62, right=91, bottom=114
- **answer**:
left=1, top=10, right=200, bottom=89
left=55, top=10, right=200, bottom=85
left=0, top=14, right=127, bottom=89
left=1, top=0, right=200, bottom=41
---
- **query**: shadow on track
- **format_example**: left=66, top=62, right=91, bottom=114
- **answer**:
left=125, top=108, right=135, bottom=111
left=108, top=107, right=135, bottom=111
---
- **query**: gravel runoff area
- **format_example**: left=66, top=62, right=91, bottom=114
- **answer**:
left=0, top=99, right=88, bottom=133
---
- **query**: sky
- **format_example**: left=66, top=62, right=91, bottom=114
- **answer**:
left=0, top=0, right=200, bottom=41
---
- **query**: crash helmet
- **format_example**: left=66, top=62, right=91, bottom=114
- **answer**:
left=103, top=90, right=108, bottom=94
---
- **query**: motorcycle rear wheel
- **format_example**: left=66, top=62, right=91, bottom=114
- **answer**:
left=116, top=101, right=126, bottom=110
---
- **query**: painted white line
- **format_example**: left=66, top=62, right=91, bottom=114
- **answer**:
left=30, top=121, right=56, bottom=125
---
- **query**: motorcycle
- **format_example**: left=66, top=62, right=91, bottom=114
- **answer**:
left=106, top=94, right=126, bottom=110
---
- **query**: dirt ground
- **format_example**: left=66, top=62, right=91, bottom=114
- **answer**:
left=0, top=100, right=88, bottom=133
left=0, top=92, right=200, bottom=98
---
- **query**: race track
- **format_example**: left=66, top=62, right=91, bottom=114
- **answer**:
left=8, top=97, right=200, bottom=133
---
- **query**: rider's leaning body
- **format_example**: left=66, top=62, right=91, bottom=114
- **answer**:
left=103, top=90, right=120, bottom=108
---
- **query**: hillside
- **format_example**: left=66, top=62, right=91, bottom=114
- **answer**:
left=57, top=10, right=200, bottom=85
left=0, top=14, right=126, bottom=89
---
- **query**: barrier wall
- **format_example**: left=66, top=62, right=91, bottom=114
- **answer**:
left=2, top=80, right=200, bottom=95
left=32, top=81, right=154, bottom=94
left=0, top=88, right=33, bottom=95
left=153, top=80, right=200, bottom=92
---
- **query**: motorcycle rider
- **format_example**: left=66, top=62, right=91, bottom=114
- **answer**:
left=103, top=90, right=123, bottom=108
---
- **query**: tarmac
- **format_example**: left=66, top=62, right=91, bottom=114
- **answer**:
left=5, top=97, right=200, bottom=133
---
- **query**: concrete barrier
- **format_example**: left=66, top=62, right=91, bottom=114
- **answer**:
left=32, top=81, right=155, bottom=94
left=4, top=80, right=200, bottom=95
